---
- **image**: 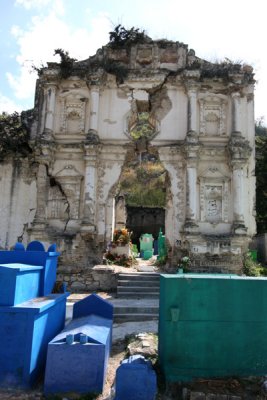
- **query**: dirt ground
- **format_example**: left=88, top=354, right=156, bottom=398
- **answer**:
left=1, top=334, right=267, bottom=400
left=96, top=339, right=127, bottom=400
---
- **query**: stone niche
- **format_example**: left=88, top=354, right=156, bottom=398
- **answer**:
left=199, top=167, right=230, bottom=224
left=199, top=95, right=227, bottom=137
left=58, top=89, right=89, bottom=136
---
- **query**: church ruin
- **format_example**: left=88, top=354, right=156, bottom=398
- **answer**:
left=0, top=28, right=256, bottom=286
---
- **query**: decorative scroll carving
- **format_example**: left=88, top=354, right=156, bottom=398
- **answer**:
left=61, top=102, right=85, bottom=133
left=59, top=89, right=89, bottom=134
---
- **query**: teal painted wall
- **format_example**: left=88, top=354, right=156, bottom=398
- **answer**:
left=158, top=274, right=267, bottom=382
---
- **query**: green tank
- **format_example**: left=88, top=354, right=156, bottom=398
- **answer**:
left=159, top=273, right=267, bottom=382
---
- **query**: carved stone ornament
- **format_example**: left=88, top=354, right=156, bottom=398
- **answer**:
left=228, top=131, right=252, bottom=161
left=184, top=131, right=201, bottom=161
left=62, top=101, right=85, bottom=134
left=199, top=167, right=230, bottom=223
left=59, top=89, right=89, bottom=134
left=199, top=95, right=227, bottom=136
left=86, top=129, right=100, bottom=144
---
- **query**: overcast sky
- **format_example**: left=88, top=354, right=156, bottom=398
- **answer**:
left=1, top=0, right=266, bottom=123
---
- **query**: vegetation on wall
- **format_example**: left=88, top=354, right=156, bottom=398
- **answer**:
left=119, top=156, right=167, bottom=208
left=243, top=252, right=267, bottom=276
left=255, top=120, right=267, bottom=233
left=108, top=25, right=148, bottom=48
left=130, top=112, right=155, bottom=140
left=0, top=111, right=30, bottom=159
left=54, top=48, right=77, bottom=79
left=101, top=60, right=128, bottom=84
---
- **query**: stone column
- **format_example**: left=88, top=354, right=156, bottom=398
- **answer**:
left=81, top=144, right=99, bottom=232
left=187, top=87, right=198, bottom=134
left=28, top=163, right=48, bottom=240
left=232, top=92, right=241, bottom=134
left=187, top=165, right=198, bottom=221
left=115, top=195, right=127, bottom=229
left=228, top=132, right=252, bottom=234
left=89, top=87, right=100, bottom=133
left=35, top=164, right=47, bottom=224
left=44, top=85, right=57, bottom=132
left=231, top=161, right=247, bottom=234
left=232, top=163, right=245, bottom=222
left=184, top=135, right=200, bottom=233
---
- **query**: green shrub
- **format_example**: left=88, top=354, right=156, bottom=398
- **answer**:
left=243, top=253, right=267, bottom=276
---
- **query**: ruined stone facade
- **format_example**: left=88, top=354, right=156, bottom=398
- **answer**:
left=0, top=35, right=256, bottom=286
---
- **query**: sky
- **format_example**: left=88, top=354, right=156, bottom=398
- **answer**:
left=0, top=0, right=266, bottom=124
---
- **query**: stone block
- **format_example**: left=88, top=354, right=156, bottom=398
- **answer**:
left=136, top=48, right=153, bottom=65
left=71, top=281, right=86, bottom=291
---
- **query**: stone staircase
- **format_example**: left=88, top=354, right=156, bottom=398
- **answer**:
left=113, top=272, right=160, bottom=322
left=117, top=272, right=160, bottom=298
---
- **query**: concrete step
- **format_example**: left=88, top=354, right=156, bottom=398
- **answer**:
left=114, top=313, right=158, bottom=322
left=116, top=272, right=160, bottom=300
left=116, top=292, right=159, bottom=299
left=118, top=273, right=160, bottom=281
left=117, top=286, right=159, bottom=293
left=111, top=298, right=159, bottom=322
left=117, top=280, right=160, bottom=287
left=114, top=306, right=159, bottom=314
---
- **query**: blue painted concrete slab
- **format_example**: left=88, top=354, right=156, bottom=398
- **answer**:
left=0, top=293, right=68, bottom=388
left=44, top=315, right=112, bottom=394
left=44, top=294, right=114, bottom=395
left=0, top=263, right=43, bottom=306
left=115, top=355, right=157, bottom=400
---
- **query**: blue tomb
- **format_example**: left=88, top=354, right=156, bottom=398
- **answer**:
left=0, top=263, right=43, bottom=306
left=44, top=293, right=113, bottom=395
left=0, top=241, right=67, bottom=388
left=114, top=355, right=157, bottom=400
left=0, top=241, right=60, bottom=302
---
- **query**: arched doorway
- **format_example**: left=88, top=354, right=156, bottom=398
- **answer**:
left=114, top=148, right=169, bottom=252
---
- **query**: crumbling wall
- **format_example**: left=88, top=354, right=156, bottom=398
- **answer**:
left=0, top=32, right=256, bottom=281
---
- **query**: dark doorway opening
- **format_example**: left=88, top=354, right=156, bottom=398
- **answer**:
left=126, top=206, right=165, bottom=250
